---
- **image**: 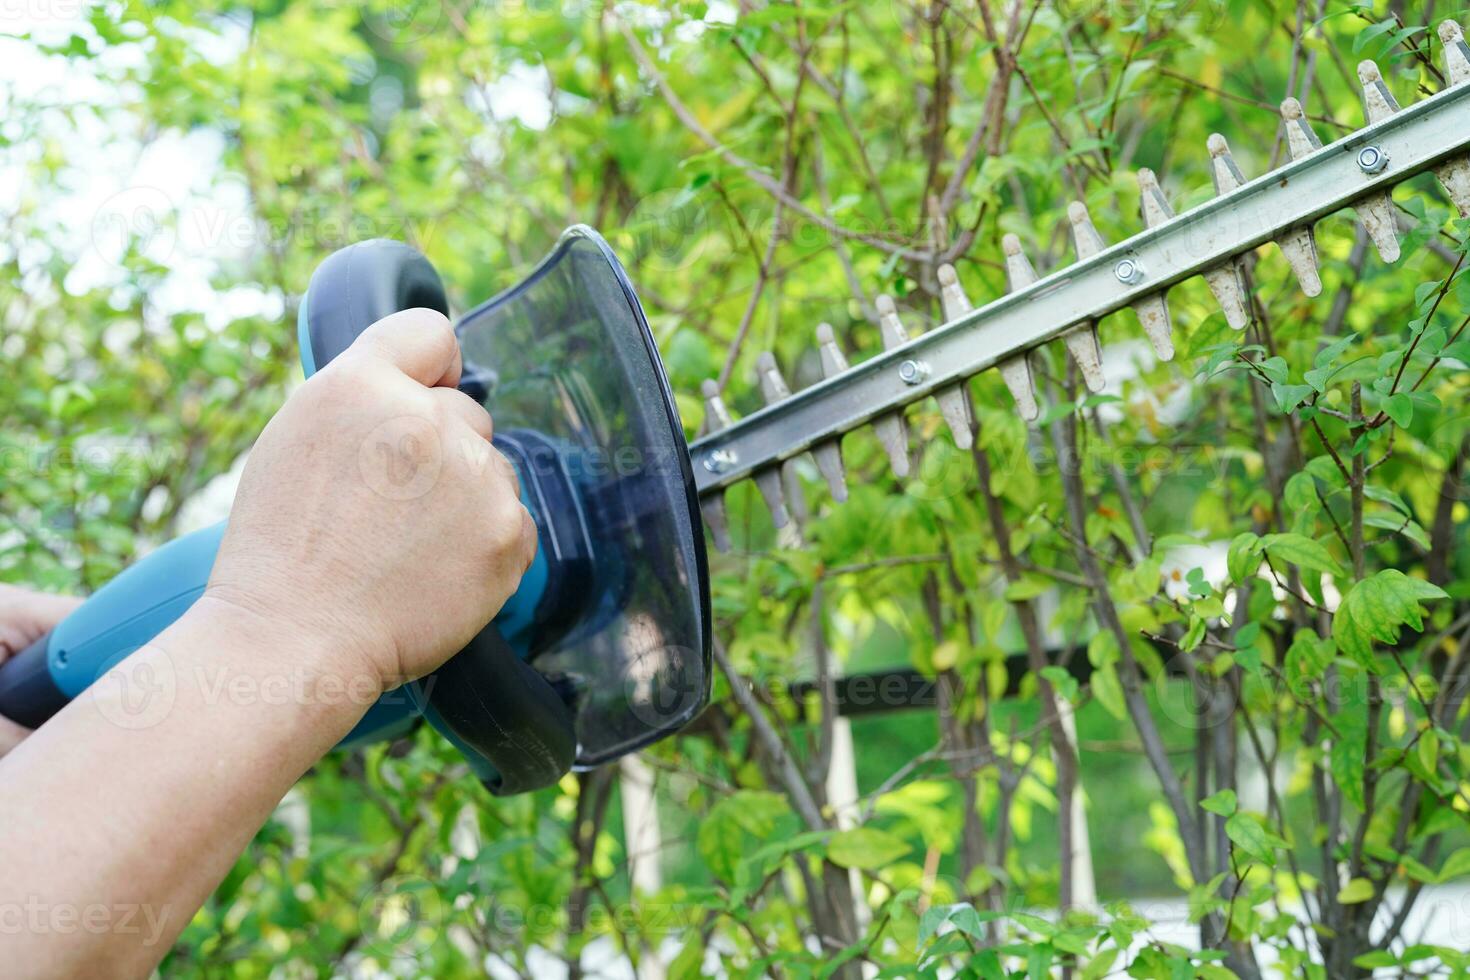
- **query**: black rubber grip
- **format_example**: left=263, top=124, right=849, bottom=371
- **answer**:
left=0, top=631, right=67, bottom=729
left=424, top=624, right=576, bottom=796
left=304, top=239, right=449, bottom=371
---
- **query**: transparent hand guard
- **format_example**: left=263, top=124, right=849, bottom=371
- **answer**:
left=455, top=226, right=711, bottom=768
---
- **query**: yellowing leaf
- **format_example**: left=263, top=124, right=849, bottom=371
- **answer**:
left=1333, top=570, right=1449, bottom=669
left=827, top=827, right=912, bottom=870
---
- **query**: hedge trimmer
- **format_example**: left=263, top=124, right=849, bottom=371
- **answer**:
left=0, top=26, right=1466, bottom=795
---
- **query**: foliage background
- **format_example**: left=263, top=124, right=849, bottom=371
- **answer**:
left=5, top=0, right=1470, bottom=976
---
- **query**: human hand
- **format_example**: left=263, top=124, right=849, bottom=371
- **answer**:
left=200, top=307, right=536, bottom=694
left=0, top=584, right=81, bottom=755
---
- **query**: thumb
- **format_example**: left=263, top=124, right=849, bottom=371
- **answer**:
left=353, top=308, right=462, bottom=389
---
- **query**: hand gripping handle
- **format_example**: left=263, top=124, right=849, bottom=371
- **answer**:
left=0, top=240, right=575, bottom=795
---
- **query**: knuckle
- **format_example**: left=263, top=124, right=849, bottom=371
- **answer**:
left=487, top=497, right=528, bottom=552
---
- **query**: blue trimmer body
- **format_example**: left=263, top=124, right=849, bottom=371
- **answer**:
left=0, top=228, right=711, bottom=795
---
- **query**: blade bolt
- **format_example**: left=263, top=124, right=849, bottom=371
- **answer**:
left=1113, top=258, right=1144, bottom=285
left=702, top=448, right=738, bottom=474
left=1356, top=145, right=1389, bottom=174
left=898, top=359, right=931, bottom=385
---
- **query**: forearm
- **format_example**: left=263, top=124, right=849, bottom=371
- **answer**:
left=0, top=597, right=377, bottom=978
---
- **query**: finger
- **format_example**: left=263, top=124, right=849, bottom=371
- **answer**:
left=353, top=308, right=462, bottom=389
left=0, top=624, right=30, bottom=660
left=428, top=386, right=494, bottom=442
left=22, top=591, right=82, bottom=634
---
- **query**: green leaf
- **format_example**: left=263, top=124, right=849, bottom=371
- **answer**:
left=1224, top=812, right=1279, bottom=866
left=1090, top=662, right=1127, bottom=721
left=1315, top=334, right=1355, bottom=369
left=1333, top=570, right=1449, bottom=669
left=1363, top=485, right=1411, bottom=514
left=918, top=902, right=989, bottom=945
left=1261, top=532, right=1345, bottom=578
left=1227, top=532, right=1263, bottom=583
left=1283, top=471, right=1319, bottom=513
left=1384, top=391, right=1414, bottom=427
left=827, top=827, right=911, bottom=870
left=1041, top=665, right=1079, bottom=701
left=1364, top=512, right=1431, bottom=549
left=1272, top=382, right=1314, bottom=414
left=1429, top=848, right=1470, bottom=885
left=1259, top=356, right=1289, bottom=384
left=1201, top=789, right=1237, bottom=816
left=1353, top=951, right=1398, bottom=969
left=1003, top=574, right=1052, bottom=601
left=1338, top=877, right=1374, bottom=904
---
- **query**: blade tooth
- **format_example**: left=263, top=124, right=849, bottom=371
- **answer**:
left=700, top=497, right=731, bottom=552
left=755, top=350, right=793, bottom=402
left=1438, top=158, right=1470, bottom=217
left=1282, top=98, right=1398, bottom=263
left=1357, top=59, right=1400, bottom=123
left=754, top=469, right=791, bottom=529
left=1206, top=133, right=1249, bottom=194
left=1278, top=97, right=1324, bottom=159
left=876, top=291, right=911, bottom=348
left=932, top=265, right=977, bottom=448
left=701, top=378, right=734, bottom=430
left=811, top=324, right=850, bottom=502
left=730, top=366, right=788, bottom=529
left=1132, top=294, right=1176, bottom=360
left=872, top=295, right=912, bottom=477
left=1358, top=59, right=1470, bottom=219
left=1065, top=201, right=1107, bottom=259
left=1278, top=228, right=1323, bottom=296
left=1135, top=167, right=1175, bottom=228
left=1443, top=20, right=1470, bottom=86
left=1068, top=201, right=1175, bottom=360
left=698, top=379, right=734, bottom=551
left=1062, top=327, right=1105, bottom=394
left=1140, top=167, right=1250, bottom=330
left=815, top=321, right=850, bottom=377
left=1128, top=181, right=1188, bottom=359
left=755, top=352, right=807, bottom=536
left=996, top=235, right=1053, bottom=409
left=1201, top=264, right=1252, bottom=330
left=1209, top=134, right=1322, bottom=297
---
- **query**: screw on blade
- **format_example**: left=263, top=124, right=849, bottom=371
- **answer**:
left=1444, top=20, right=1470, bottom=86
left=755, top=352, right=808, bottom=538
left=1280, top=98, right=1399, bottom=264
left=933, top=265, right=978, bottom=448
left=996, top=235, right=1063, bottom=406
left=1137, top=168, right=1250, bottom=331
left=1359, top=58, right=1470, bottom=218
left=1067, top=201, right=1175, bottom=360
left=1207, top=133, right=1322, bottom=297
left=871, top=295, right=913, bottom=477
left=811, top=324, right=850, bottom=502
left=698, top=379, right=734, bottom=551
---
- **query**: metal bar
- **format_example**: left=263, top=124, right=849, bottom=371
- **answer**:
left=690, top=81, right=1470, bottom=496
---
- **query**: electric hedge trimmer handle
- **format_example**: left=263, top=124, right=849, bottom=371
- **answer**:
left=0, top=241, right=575, bottom=796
